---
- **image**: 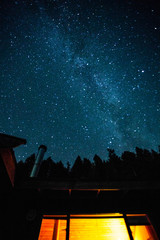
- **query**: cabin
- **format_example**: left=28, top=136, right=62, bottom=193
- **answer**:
left=0, top=133, right=160, bottom=240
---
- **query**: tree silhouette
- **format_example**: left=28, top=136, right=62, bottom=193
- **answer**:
left=71, top=156, right=83, bottom=179
left=56, top=161, right=68, bottom=179
left=83, top=158, right=93, bottom=179
left=121, top=151, right=137, bottom=180
left=25, top=154, right=35, bottom=175
left=67, top=161, right=71, bottom=173
left=93, top=154, right=105, bottom=180
left=15, top=154, right=35, bottom=182
left=151, top=149, right=160, bottom=180
left=15, top=145, right=160, bottom=182
left=107, top=149, right=122, bottom=180
left=15, top=160, right=26, bottom=182
left=38, top=157, right=56, bottom=180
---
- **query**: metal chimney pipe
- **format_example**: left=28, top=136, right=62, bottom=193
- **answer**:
left=30, top=145, right=47, bottom=178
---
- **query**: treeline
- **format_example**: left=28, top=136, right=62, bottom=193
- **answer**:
left=15, top=147, right=160, bottom=182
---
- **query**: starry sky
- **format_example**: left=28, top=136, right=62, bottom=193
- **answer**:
left=1, top=0, right=160, bottom=165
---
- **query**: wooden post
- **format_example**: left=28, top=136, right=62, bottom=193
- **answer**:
left=123, top=214, right=134, bottom=240
left=52, top=220, right=59, bottom=240
left=66, top=214, right=70, bottom=240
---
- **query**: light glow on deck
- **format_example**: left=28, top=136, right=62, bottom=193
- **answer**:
left=38, top=219, right=66, bottom=240
left=69, top=218, right=129, bottom=240
left=130, top=225, right=158, bottom=240
left=38, top=214, right=158, bottom=240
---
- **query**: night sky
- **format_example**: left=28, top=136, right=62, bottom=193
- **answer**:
left=1, top=0, right=160, bottom=165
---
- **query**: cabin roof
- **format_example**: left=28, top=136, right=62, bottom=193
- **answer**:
left=0, top=133, right=26, bottom=148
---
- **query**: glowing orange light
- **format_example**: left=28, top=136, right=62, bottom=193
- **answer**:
left=38, top=214, right=158, bottom=240
left=69, top=218, right=130, bottom=240
left=38, top=219, right=66, bottom=240
left=130, top=225, right=159, bottom=240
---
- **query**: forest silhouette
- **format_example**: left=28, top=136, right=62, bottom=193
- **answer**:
left=16, top=147, right=160, bottom=182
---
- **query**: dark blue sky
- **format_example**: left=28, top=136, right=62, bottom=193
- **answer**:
left=1, top=0, right=160, bottom=164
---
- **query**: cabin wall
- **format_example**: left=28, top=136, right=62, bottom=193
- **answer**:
left=10, top=187, right=160, bottom=240
left=0, top=148, right=16, bottom=188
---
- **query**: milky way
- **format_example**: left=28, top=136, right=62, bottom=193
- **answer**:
left=1, top=0, right=160, bottom=164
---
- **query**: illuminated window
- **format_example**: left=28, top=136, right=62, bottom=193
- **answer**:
left=130, top=226, right=158, bottom=240
left=38, top=214, right=158, bottom=240
left=38, top=218, right=67, bottom=240
left=127, top=214, right=159, bottom=240
left=69, top=217, right=129, bottom=240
